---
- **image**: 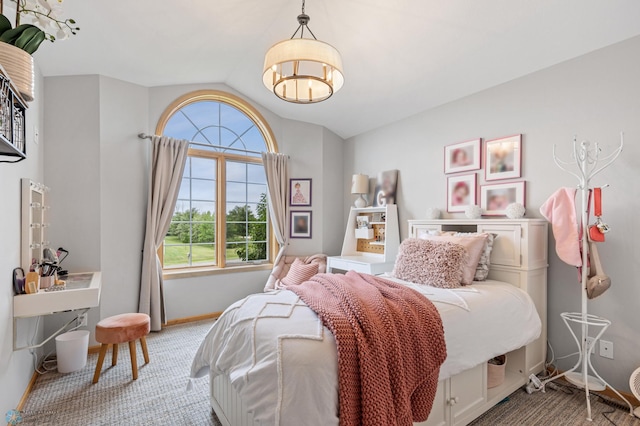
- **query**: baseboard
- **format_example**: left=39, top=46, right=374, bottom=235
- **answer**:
left=546, top=366, right=639, bottom=407
left=163, top=311, right=222, bottom=327
left=16, top=371, right=39, bottom=410
left=85, top=312, right=222, bottom=355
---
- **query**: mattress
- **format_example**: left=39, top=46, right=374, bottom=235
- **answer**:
left=190, top=278, right=541, bottom=426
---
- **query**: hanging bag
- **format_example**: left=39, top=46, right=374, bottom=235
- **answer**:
left=588, top=187, right=609, bottom=242
left=586, top=235, right=611, bottom=299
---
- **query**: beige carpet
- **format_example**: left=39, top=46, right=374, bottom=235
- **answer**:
left=20, top=319, right=220, bottom=426
left=20, top=319, right=640, bottom=425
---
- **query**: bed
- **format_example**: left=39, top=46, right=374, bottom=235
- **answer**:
left=190, top=218, right=548, bottom=426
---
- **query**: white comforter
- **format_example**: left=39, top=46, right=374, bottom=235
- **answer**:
left=190, top=278, right=541, bottom=426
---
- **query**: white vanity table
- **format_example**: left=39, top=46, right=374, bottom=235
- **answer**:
left=13, top=271, right=102, bottom=351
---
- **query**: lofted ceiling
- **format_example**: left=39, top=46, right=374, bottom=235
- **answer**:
left=33, top=0, right=640, bottom=139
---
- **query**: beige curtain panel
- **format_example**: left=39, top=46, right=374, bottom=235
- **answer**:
left=262, top=152, right=289, bottom=291
left=139, top=135, right=189, bottom=331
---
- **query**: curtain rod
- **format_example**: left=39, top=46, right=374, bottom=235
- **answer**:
left=137, top=133, right=264, bottom=156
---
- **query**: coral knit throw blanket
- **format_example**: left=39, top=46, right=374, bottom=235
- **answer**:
left=288, top=271, right=447, bottom=426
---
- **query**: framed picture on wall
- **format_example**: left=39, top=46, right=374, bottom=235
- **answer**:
left=444, top=138, right=482, bottom=174
left=484, top=134, right=522, bottom=181
left=290, top=178, right=312, bottom=206
left=290, top=211, right=312, bottom=238
left=481, top=181, right=526, bottom=216
left=447, top=173, right=477, bottom=213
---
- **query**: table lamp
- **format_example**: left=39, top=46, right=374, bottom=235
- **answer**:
left=351, top=174, right=369, bottom=208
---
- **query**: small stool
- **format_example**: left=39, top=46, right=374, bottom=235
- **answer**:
left=92, top=313, right=150, bottom=384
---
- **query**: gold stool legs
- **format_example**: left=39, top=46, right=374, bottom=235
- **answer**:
left=92, top=344, right=109, bottom=384
left=92, top=338, right=150, bottom=384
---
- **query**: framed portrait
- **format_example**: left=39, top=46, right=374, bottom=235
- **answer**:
left=444, top=138, right=482, bottom=174
left=481, top=181, right=526, bottom=216
left=447, top=173, right=477, bottom=213
left=290, top=178, right=312, bottom=206
left=484, top=134, right=522, bottom=181
left=290, top=211, right=312, bottom=238
left=372, top=169, right=398, bottom=207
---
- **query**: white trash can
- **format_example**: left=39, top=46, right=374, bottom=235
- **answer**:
left=55, top=330, right=90, bottom=373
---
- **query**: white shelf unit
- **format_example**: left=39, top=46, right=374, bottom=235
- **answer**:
left=327, top=205, right=400, bottom=275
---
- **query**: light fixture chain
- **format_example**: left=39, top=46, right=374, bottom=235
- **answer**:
left=301, top=0, right=305, bottom=14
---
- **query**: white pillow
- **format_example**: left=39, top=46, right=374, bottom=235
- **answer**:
left=453, top=232, right=497, bottom=281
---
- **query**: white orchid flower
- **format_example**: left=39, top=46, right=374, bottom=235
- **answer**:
left=55, top=27, right=68, bottom=40
left=35, top=0, right=52, bottom=13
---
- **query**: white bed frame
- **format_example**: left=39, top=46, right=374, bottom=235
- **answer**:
left=209, top=218, right=548, bottom=426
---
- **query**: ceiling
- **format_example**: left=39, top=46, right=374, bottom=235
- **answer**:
left=33, top=1, right=640, bottom=139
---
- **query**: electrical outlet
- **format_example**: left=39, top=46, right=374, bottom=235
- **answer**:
left=600, top=340, right=614, bottom=359
left=586, top=337, right=596, bottom=355
left=78, top=313, right=88, bottom=327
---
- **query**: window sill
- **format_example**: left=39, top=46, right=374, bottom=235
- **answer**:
left=163, top=263, right=273, bottom=280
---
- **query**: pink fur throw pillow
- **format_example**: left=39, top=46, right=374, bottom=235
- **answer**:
left=280, top=258, right=319, bottom=286
left=392, top=238, right=468, bottom=288
left=419, top=234, right=488, bottom=285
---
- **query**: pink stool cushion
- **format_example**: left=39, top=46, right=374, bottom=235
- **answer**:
left=95, top=313, right=151, bottom=344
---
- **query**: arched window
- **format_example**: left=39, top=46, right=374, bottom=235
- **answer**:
left=156, top=90, right=278, bottom=271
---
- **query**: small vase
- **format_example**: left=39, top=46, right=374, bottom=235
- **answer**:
left=0, top=41, right=34, bottom=102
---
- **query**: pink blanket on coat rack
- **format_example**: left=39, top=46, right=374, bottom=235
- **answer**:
left=288, top=271, right=447, bottom=426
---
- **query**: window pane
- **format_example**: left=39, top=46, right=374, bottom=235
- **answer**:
left=242, top=126, right=269, bottom=156
left=191, top=179, right=216, bottom=202
left=221, top=104, right=253, bottom=132
left=164, top=113, right=195, bottom=141
left=226, top=241, right=267, bottom=262
left=191, top=157, right=216, bottom=180
left=248, top=184, right=267, bottom=204
left=226, top=183, right=248, bottom=204
left=248, top=222, right=267, bottom=241
left=221, top=127, right=247, bottom=152
left=190, top=243, right=216, bottom=267
left=192, top=201, right=215, bottom=215
left=163, top=242, right=191, bottom=269
left=181, top=101, right=220, bottom=129
left=192, top=126, right=221, bottom=148
left=226, top=161, right=247, bottom=183
left=247, top=163, right=265, bottom=183
left=226, top=209, right=249, bottom=240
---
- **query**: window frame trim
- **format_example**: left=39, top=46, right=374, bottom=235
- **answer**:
left=155, top=90, right=279, bottom=276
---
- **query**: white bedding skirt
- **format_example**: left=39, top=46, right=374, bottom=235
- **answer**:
left=191, top=279, right=541, bottom=426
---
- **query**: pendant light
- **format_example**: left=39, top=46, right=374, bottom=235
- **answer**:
left=262, top=0, right=344, bottom=104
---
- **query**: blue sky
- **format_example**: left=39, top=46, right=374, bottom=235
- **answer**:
left=165, top=101, right=267, bottom=216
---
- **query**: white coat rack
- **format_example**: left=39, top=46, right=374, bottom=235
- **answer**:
left=544, top=133, right=633, bottom=420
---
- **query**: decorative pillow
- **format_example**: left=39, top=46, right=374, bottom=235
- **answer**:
left=280, top=258, right=319, bottom=286
left=453, top=232, right=497, bottom=281
left=392, top=238, right=468, bottom=289
left=419, top=233, right=488, bottom=285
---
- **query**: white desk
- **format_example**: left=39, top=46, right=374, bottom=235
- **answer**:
left=13, top=272, right=101, bottom=350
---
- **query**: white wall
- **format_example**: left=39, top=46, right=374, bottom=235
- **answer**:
left=98, top=76, right=149, bottom=320
left=43, top=75, right=149, bottom=348
left=0, top=69, right=45, bottom=415
left=344, top=35, right=640, bottom=391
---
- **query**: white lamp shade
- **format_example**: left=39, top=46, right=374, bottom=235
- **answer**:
left=351, top=174, right=368, bottom=194
left=263, top=38, right=344, bottom=103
